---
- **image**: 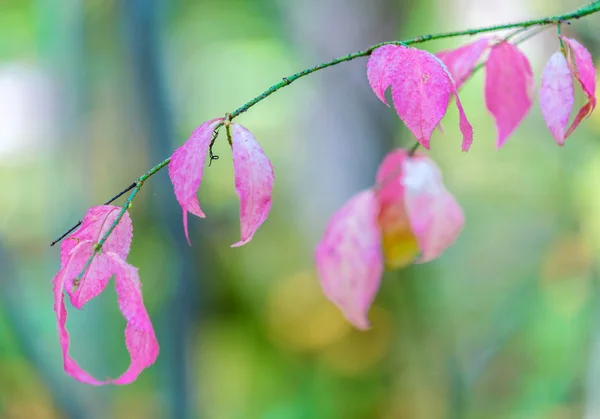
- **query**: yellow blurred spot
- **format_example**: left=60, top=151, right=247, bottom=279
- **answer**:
left=266, top=271, right=351, bottom=352
left=319, top=306, right=392, bottom=376
left=378, top=202, right=419, bottom=268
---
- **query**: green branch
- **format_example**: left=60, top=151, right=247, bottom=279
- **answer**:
left=48, top=1, right=600, bottom=282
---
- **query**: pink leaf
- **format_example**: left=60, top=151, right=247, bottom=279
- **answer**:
left=230, top=124, right=274, bottom=247
left=59, top=206, right=134, bottom=308
left=540, top=52, right=574, bottom=145
left=108, top=254, right=159, bottom=385
left=61, top=205, right=132, bottom=267
left=561, top=36, right=597, bottom=138
left=315, top=190, right=383, bottom=330
left=485, top=42, right=534, bottom=148
left=367, top=45, right=473, bottom=151
left=401, top=157, right=464, bottom=263
left=168, top=118, right=224, bottom=245
left=436, top=37, right=490, bottom=90
left=53, top=242, right=158, bottom=385
left=53, top=241, right=108, bottom=385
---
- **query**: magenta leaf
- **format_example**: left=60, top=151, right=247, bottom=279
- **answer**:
left=168, top=118, right=224, bottom=245
left=401, top=157, right=464, bottom=263
left=108, top=255, right=160, bottom=385
left=540, top=51, right=574, bottom=145
left=230, top=123, right=275, bottom=247
left=60, top=205, right=133, bottom=308
left=484, top=42, right=534, bottom=148
left=436, top=37, right=490, bottom=90
left=367, top=45, right=473, bottom=151
left=54, top=207, right=157, bottom=385
left=561, top=36, right=597, bottom=138
left=315, top=190, right=383, bottom=330
left=61, top=205, right=132, bottom=267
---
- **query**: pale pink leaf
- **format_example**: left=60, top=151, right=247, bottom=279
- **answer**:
left=108, top=254, right=159, bottom=385
left=315, top=190, right=383, bottom=330
left=436, top=37, right=490, bottom=90
left=368, top=45, right=473, bottom=151
left=53, top=241, right=107, bottom=385
left=540, top=52, right=574, bottom=145
left=561, top=36, right=597, bottom=138
left=230, top=124, right=274, bottom=247
left=401, top=157, right=464, bottom=262
left=61, top=206, right=132, bottom=267
left=485, top=42, right=534, bottom=148
left=168, top=118, right=224, bottom=245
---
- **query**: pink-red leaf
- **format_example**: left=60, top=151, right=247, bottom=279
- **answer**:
left=485, top=42, right=534, bottom=148
left=561, top=36, right=597, bottom=138
left=540, top=52, right=574, bottom=145
left=168, top=118, right=224, bottom=245
left=230, top=124, right=274, bottom=247
left=315, top=190, right=383, bottom=330
left=436, top=38, right=490, bottom=90
left=367, top=45, right=473, bottom=151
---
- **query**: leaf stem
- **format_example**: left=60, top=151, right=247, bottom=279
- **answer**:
left=52, top=1, right=600, bottom=280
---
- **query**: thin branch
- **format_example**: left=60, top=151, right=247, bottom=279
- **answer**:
left=48, top=1, right=600, bottom=282
left=50, top=181, right=137, bottom=246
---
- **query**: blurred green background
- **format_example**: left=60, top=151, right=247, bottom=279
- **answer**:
left=1, top=0, right=600, bottom=418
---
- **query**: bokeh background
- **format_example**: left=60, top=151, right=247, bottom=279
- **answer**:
left=1, top=0, right=600, bottom=418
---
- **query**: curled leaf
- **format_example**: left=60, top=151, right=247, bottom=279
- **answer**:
left=109, top=255, right=160, bottom=385
left=53, top=242, right=158, bottom=385
left=230, top=124, right=274, bottom=247
left=485, top=42, right=534, bottom=148
left=561, top=36, right=597, bottom=138
left=315, top=190, right=383, bottom=330
left=168, top=118, right=224, bottom=245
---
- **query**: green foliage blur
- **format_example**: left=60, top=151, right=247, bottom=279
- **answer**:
left=0, top=0, right=599, bottom=418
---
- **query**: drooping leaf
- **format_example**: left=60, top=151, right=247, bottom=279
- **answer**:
left=168, top=118, right=224, bottom=245
left=540, top=51, right=574, bottom=145
left=484, top=42, right=534, bottom=148
left=367, top=45, right=473, bottom=150
left=401, top=157, right=464, bottom=263
left=315, top=190, right=383, bottom=330
left=437, top=37, right=490, bottom=90
left=561, top=36, right=597, bottom=138
left=230, top=123, right=274, bottom=247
